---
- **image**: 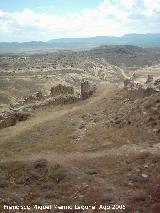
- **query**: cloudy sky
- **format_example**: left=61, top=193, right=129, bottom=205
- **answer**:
left=0, top=0, right=160, bottom=42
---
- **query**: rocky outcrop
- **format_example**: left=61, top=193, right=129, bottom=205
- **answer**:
left=50, top=84, right=74, bottom=97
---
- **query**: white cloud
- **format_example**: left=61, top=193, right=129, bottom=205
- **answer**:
left=143, top=0, right=160, bottom=15
left=0, top=9, right=4, bottom=17
left=119, top=0, right=134, bottom=10
left=0, top=0, right=159, bottom=42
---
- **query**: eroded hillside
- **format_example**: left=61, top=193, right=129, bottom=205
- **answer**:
left=0, top=83, right=160, bottom=212
left=1, top=45, right=160, bottom=109
left=0, top=45, right=160, bottom=212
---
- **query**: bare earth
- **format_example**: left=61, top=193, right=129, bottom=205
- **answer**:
left=0, top=46, right=160, bottom=212
left=0, top=82, right=160, bottom=213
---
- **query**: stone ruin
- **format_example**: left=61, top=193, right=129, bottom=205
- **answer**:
left=124, top=75, right=160, bottom=99
left=153, top=79, right=160, bottom=91
left=0, top=111, right=30, bottom=129
left=24, top=91, right=43, bottom=103
left=0, top=82, right=97, bottom=130
left=145, top=75, right=153, bottom=84
left=50, top=84, right=74, bottom=97
left=81, top=80, right=96, bottom=99
left=124, top=78, right=133, bottom=88
left=13, top=82, right=95, bottom=108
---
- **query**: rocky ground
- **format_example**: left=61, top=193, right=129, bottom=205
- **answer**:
left=1, top=45, right=160, bottom=109
left=0, top=83, right=160, bottom=212
left=0, top=53, right=124, bottom=109
left=0, top=45, right=160, bottom=212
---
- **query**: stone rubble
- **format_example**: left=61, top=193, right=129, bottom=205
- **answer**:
left=0, top=82, right=96, bottom=129
left=124, top=75, right=160, bottom=99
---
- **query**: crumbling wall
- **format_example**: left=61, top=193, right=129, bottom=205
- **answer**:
left=50, top=84, right=74, bottom=97
left=126, top=87, right=157, bottom=100
left=0, top=111, right=30, bottom=129
left=146, top=75, right=153, bottom=84
left=154, top=79, right=160, bottom=91
left=46, top=95, right=79, bottom=106
left=81, top=81, right=96, bottom=99
left=124, top=76, right=159, bottom=100
left=24, top=91, right=43, bottom=103
left=0, top=82, right=97, bottom=130
left=124, top=79, right=132, bottom=88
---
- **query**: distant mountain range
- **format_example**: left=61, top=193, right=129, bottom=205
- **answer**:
left=0, top=34, right=160, bottom=52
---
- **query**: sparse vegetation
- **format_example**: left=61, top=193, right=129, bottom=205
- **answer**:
left=0, top=45, right=160, bottom=212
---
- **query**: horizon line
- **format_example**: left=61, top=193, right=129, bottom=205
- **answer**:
left=0, top=33, right=160, bottom=43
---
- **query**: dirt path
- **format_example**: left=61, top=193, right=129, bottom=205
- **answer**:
left=1, top=138, right=160, bottom=165
left=0, top=84, right=115, bottom=140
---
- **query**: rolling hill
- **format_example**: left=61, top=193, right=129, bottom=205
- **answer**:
left=0, top=34, right=160, bottom=53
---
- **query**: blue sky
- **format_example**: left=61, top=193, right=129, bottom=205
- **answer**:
left=0, top=0, right=160, bottom=42
left=0, top=0, right=100, bottom=14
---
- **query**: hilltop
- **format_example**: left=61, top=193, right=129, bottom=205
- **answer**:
left=0, top=44, right=160, bottom=212
left=0, top=81, right=160, bottom=212
left=0, top=33, right=160, bottom=53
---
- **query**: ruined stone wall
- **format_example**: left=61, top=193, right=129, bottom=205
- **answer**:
left=126, top=87, right=157, bottom=100
left=124, top=76, right=159, bottom=100
left=46, top=95, right=79, bottom=106
left=124, top=79, right=132, bottom=88
left=154, top=79, right=160, bottom=91
left=81, top=81, right=96, bottom=99
left=50, top=84, right=74, bottom=97
left=24, top=91, right=43, bottom=103
left=0, top=82, right=97, bottom=130
left=146, top=75, right=153, bottom=84
left=0, top=94, right=79, bottom=130
left=0, top=112, right=30, bottom=129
